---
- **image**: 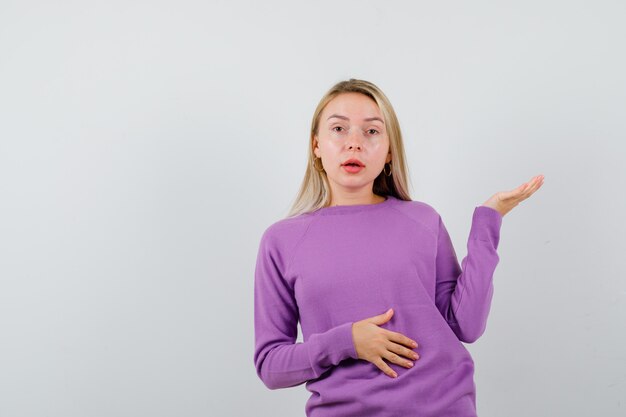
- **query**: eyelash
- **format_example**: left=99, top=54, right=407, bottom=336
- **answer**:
left=332, top=127, right=380, bottom=135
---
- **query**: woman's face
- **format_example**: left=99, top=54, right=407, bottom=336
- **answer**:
left=313, top=92, right=391, bottom=196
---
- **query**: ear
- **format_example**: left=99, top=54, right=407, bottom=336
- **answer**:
left=313, top=135, right=320, bottom=158
left=386, top=152, right=392, bottom=164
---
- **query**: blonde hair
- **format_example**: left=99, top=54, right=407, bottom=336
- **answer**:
left=286, top=78, right=413, bottom=218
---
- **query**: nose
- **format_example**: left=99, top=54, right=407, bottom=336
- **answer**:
left=346, top=129, right=365, bottom=150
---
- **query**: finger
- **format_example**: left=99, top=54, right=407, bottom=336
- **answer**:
left=383, top=350, right=414, bottom=369
left=385, top=330, right=418, bottom=349
left=512, top=180, right=534, bottom=197
left=528, top=174, right=544, bottom=188
left=506, top=176, right=543, bottom=202
left=521, top=176, right=541, bottom=195
left=523, top=174, right=541, bottom=186
left=375, top=358, right=398, bottom=378
left=386, top=340, right=420, bottom=361
left=525, top=176, right=544, bottom=195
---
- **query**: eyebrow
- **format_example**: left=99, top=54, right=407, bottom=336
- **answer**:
left=327, top=114, right=385, bottom=124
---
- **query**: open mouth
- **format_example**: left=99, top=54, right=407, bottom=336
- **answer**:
left=342, top=164, right=364, bottom=173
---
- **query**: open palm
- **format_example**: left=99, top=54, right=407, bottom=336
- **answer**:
left=482, top=174, right=545, bottom=217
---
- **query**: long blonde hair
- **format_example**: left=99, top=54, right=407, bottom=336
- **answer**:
left=286, top=78, right=413, bottom=218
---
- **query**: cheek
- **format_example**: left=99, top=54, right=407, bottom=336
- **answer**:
left=319, top=138, right=343, bottom=153
left=370, top=139, right=389, bottom=153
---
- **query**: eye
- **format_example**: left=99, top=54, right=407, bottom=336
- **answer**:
left=332, top=126, right=344, bottom=132
left=367, top=129, right=380, bottom=135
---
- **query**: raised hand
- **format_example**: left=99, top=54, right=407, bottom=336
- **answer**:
left=351, top=308, right=420, bottom=379
left=482, top=174, right=545, bottom=217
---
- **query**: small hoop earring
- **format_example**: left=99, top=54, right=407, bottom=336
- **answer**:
left=313, top=157, right=325, bottom=172
left=383, top=162, right=392, bottom=176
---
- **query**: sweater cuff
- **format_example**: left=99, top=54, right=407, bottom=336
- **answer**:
left=470, top=206, right=503, bottom=248
left=306, top=321, right=358, bottom=378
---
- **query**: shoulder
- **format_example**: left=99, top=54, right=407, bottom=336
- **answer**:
left=258, top=212, right=317, bottom=255
left=392, top=197, right=439, bottom=215
left=389, top=197, right=442, bottom=235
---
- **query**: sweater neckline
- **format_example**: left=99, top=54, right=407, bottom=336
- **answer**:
left=314, top=194, right=396, bottom=216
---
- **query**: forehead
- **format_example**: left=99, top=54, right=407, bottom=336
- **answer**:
left=322, top=92, right=382, bottom=118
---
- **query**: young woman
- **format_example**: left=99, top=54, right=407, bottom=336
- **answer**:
left=253, top=78, right=544, bottom=416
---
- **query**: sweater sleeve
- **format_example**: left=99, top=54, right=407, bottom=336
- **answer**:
left=253, top=228, right=358, bottom=390
left=434, top=205, right=503, bottom=343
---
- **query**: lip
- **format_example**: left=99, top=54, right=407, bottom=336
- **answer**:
left=341, top=158, right=365, bottom=167
left=342, top=164, right=364, bottom=174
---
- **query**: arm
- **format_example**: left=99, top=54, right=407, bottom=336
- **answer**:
left=434, top=206, right=503, bottom=343
left=253, top=230, right=358, bottom=390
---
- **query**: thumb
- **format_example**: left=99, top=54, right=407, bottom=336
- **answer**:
left=369, top=308, right=393, bottom=325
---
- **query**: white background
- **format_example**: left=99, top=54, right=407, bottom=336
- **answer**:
left=1, top=1, right=624, bottom=416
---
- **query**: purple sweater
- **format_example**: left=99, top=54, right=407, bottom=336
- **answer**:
left=253, top=195, right=502, bottom=416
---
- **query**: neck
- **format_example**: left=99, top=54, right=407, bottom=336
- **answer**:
left=330, top=193, right=385, bottom=206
